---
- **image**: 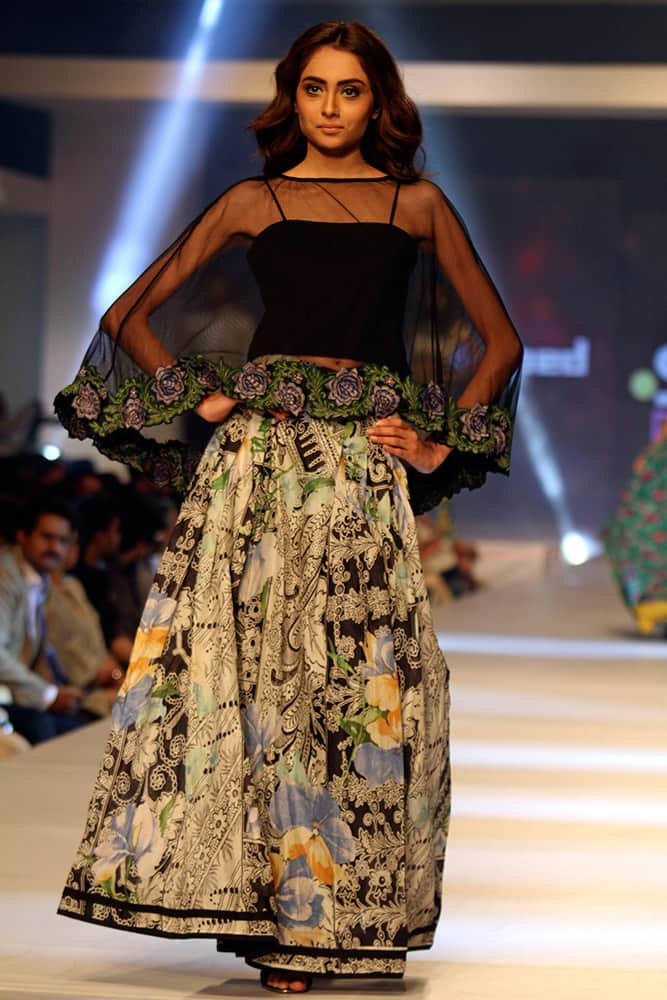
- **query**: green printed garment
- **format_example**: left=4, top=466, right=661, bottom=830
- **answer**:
left=605, top=433, right=667, bottom=636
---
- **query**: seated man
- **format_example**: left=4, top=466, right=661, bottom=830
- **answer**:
left=0, top=501, right=87, bottom=744
left=46, top=533, right=124, bottom=717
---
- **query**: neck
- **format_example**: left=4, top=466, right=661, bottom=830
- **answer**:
left=289, top=147, right=383, bottom=179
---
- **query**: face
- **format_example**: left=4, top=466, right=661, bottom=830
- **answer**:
left=18, top=514, right=72, bottom=575
left=295, top=45, right=377, bottom=157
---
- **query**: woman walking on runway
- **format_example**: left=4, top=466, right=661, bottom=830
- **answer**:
left=56, top=21, right=522, bottom=994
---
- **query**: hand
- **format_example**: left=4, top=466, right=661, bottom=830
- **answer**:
left=195, top=391, right=239, bottom=424
left=52, top=685, right=85, bottom=714
left=367, top=415, right=451, bottom=474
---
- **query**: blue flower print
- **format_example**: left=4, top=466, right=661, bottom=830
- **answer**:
left=270, top=780, right=355, bottom=884
left=275, top=855, right=326, bottom=930
left=91, top=802, right=165, bottom=887
left=354, top=743, right=404, bottom=787
left=361, top=628, right=397, bottom=679
left=112, top=674, right=153, bottom=730
left=140, top=590, right=177, bottom=630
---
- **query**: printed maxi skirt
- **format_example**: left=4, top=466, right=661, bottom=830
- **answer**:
left=59, top=407, right=451, bottom=978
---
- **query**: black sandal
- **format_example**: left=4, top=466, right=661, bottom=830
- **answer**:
left=260, top=967, right=313, bottom=994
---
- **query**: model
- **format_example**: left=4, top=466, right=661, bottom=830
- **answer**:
left=55, top=21, right=523, bottom=995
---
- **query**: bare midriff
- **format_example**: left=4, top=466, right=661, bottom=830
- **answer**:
left=287, top=355, right=365, bottom=370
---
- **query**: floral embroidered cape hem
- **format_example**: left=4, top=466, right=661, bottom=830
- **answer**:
left=54, top=354, right=513, bottom=513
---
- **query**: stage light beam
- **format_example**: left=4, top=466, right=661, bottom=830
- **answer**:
left=92, top=0, right=225, bottom=316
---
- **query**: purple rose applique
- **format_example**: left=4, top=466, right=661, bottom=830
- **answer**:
left=68, top=415, right=89, bottom=440
left=145, top=451, right=176, bottom=488
left=371, top=382, right=400, bottom=419
left=72, top=382, right=102, bottom=420
left=275, top=380, right=306, bottom=416
left=153, top=365, right=186, bottom=405
left=123, top=389, right=147, bottom=431
left=232, top=362, right=270, bottom=399
left=420, top=382, right=445, bottom=420
left=492, top=425, right=507, bottom=455
left=196, top=363, right=221, bottom=393
left=326, top=368, right=364, bottom=406
left=460, top=403, right=490, bottom=442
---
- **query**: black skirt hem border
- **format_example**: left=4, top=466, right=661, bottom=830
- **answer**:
left=58, top=904, right=436, bottom=963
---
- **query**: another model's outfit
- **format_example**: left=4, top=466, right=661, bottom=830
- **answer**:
left=605, top=427, right=667, bottom=637
left=55, top=177, right=522, bottom=977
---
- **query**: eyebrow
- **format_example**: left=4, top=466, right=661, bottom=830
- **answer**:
left=301, top=76, right=368, bottom=87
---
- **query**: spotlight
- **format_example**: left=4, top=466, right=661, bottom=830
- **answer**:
left=200, top=0, right=223, bottom=29
left=560, top=531, right=599, bottom=566
left=41, top=444, right=61, bottom=461
left=92, top=0, right=226, bottom=315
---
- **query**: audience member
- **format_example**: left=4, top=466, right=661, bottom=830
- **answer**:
left=46, top=534, right=124, bottom=717
left=0, top=501, right=90, bottom=744
left=0, top=708, right=31, bottom=757
left=74, top=496, right=140, bottom=666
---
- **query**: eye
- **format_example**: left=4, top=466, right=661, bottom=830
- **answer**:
left=341, top=86, right=361, bottom=98
left=303, top=83, right=322, bottom=95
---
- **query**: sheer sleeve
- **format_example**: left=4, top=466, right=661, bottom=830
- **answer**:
left=398, top=180, right=523, bottom=512
left=54, top=179, right=270, bottom=489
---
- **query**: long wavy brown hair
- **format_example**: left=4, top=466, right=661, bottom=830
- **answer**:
left=249, top=21, right=424, bottom=180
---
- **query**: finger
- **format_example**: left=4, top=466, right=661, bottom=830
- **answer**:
left=378, top=444, right=406, bottom=458
left=369, top=433, right=415, bottom=448
left=367, top=424, right=414, bottom=438
left=370, top=415, right=408, bottom=429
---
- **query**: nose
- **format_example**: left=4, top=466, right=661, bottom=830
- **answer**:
left=321, top=91, right=339, bottom=118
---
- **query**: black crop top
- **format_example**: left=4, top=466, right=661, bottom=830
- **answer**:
left=96, top=173, right=522, bottom=413
left=246, top=184, right=417, bottom=375
left=57, top=174, right=523, bottom=508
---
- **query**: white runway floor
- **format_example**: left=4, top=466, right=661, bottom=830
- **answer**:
left=1, top=555, right=666, bottom=999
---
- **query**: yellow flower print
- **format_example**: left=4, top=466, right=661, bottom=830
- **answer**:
left=121, top=627, right=169, bottom=694
left=365, top=673, right=402, bottom=749
left=283, top=826, right=336, bottom=886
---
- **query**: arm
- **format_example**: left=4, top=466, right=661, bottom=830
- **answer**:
left=0, top=561, right=51, bottom=710
left=101, top=184, right=251, bottom=373
left=426, top=182, right=523, bottom=408
left=371, top=182, right=523, bottom=508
